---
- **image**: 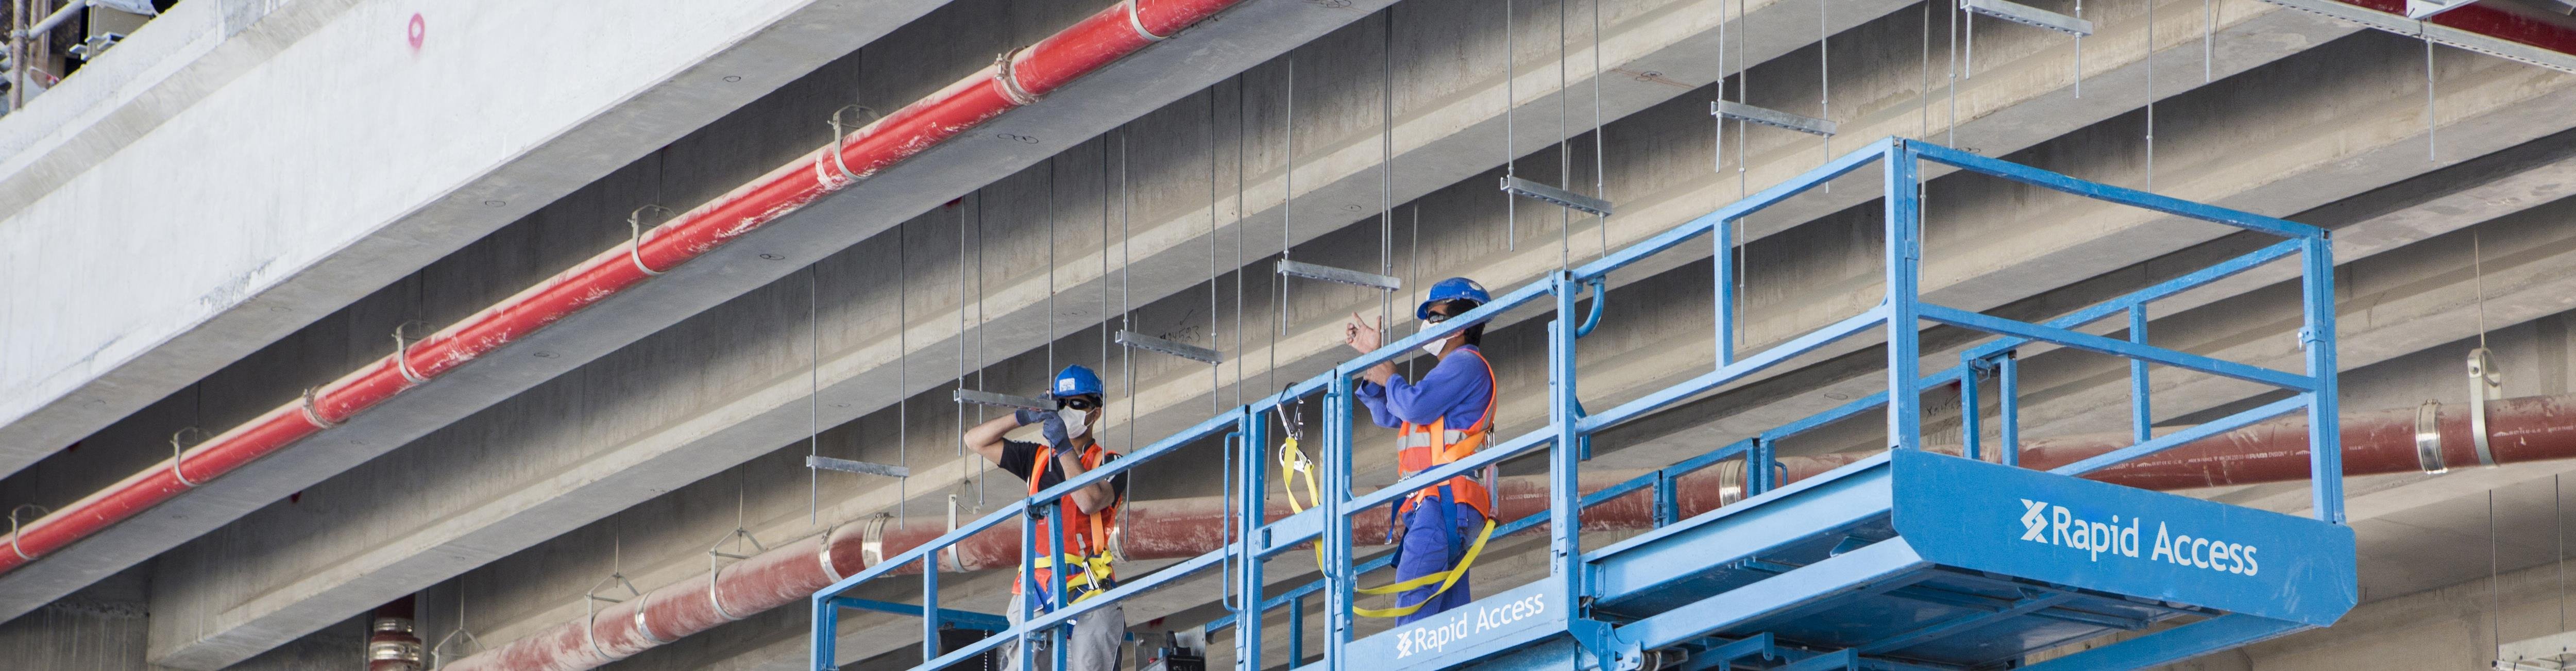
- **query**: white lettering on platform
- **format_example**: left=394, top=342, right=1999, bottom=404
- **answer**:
left=1391, top=592, right=1547, bottom=660
left=2015, top=498, right=2259, bottom=576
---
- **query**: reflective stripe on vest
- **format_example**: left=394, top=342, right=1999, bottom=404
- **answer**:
left=1394, top=349, right=1499, bottom=519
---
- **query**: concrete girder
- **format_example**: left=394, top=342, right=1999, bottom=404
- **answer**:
left=118, top=1, right=1416, bottom=667
left=125, top=0, right=1929, bottom=663
left=412, top=20, right=2566, bottom=671
left=0, top=0, right=957, bottom=483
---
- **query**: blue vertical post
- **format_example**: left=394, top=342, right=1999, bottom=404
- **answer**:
left=1324, top=376, right=1355, bottom=665
left=2301, top=236, right=2345, bottom=523
left=1652, top=469, right=1677, bottom=527
left=2130, top=305, right=2153, bottom=445
left=1550, top=273, right=1585, bottom=601
left=1049, top=495, right=1067, bottom=671
left=1236, top=413, right=1267, bottom=670
left=1884, top=142, right=1924, bottom=451
left=1998, top=353, right=2021, bottom=467
left=811, top=594, right=837, bottom=670
left=1018, top=502, right=1037, bottom=671
left=1715, top=217, right=1738, bottom=367
left=1747, top=438, right=1770, bottom=495
left=1960, top=358, right=1984, bottom=461
left=922, top=554, right=940, bottom=662
left=1288, top=595, right=1307, bottom=665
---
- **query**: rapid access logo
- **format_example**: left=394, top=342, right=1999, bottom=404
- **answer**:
left=2018, top=499, right=2260, bottom=575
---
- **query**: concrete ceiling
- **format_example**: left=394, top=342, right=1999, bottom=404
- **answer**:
left=6, top=0, right=2575, bottom=668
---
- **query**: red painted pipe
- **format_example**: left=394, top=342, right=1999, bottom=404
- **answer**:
left=2330, top=0, right=2576, bottom=60
left=0, top=0, right=1245, bottom=577
left=451, top=394, right=2576, bottom=670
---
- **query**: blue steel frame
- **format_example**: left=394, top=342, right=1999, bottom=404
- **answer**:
left=806, top=138, right=2344, bottom=671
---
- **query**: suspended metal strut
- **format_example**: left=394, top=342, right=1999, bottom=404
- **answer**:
left=1115, top=330, right=1225, bottom=364
left=952, top=389, right=1052, bottom=411
left=1710, top=100, right=1838, bottom=138
left=1277, top=259, right=1404, bottom=292
left=1961, top=0, right=2094, bottom=36
left=1501, top=176, right=1617, bottom=217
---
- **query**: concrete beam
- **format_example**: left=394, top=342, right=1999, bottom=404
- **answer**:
left=123, top=1, right=1412, bottom=667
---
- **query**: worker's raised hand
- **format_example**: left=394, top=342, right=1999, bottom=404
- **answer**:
left=1014, top=408, right=1051, bottom=426
left=1039, top=412, right=1071, bottom=447
left=1343, top=312, right=1383, bottom=353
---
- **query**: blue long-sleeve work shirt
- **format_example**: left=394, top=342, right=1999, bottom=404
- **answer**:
left=1355, top=345, right=1495, bottom=430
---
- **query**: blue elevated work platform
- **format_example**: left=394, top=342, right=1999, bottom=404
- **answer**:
left=807, top=139, right=2358, bottom=671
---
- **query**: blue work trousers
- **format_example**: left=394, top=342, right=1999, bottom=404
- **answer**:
left=1393, top=498, right=1484, bottom=625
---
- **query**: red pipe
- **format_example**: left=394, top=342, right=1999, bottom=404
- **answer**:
left=2330, top=0, right=2576, bottom=60
left=0, top=0, right=1245, bottom=577
left=449, top=393, right=2576, bottom=670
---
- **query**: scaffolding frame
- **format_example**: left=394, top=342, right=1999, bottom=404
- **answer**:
left=809, top=138, right=2352, bottom=671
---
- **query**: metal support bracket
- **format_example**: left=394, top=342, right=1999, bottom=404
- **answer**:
left=392, top=321, right=433, bottom=384
left=1115, top=330, right=1224, bottom=364
left=1962, top=0, right=2096, bottom=36
left=1501, top=176, right=1617, bottom=216
left=826, top=105, right=882, bottom=183
left=170, top=428, right=210, bottom=488
left=2256, top=0, right=2576, bottom=74
left=1711, top=100, right=1838, bottom=138
left=8, top=504, right=51, bottom=561
left=628, top=205, right=676, bottom=276
left=584, top=572, right=645, bottom=660
left=1276, top=259, right=1403, bottom=291
left=2470, top=348, right=2503, bottom=467
left=2415, top=400, right=2448, bottom=474
left=954, top=389, right=1054, bottom=411
left=707, top=527, right=772, bottom=622
left=2405, top=0, right=2471, bottom=19
left=807, top=455, right=913, bottom=478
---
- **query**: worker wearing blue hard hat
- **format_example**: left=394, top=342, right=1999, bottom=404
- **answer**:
left=963, top=364, right=1127, bottom=670
left=1341, top=276, right=1498, bottom=624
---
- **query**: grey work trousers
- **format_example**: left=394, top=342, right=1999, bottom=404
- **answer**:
left=1002, top=600, right=1125, bottom=671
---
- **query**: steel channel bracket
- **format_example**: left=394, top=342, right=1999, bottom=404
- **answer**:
left=806, top=455, right=913, bottom=478
left=1114, top=330, right=1224, bottom=364
left=2496, top=629, right=2576, bottom=670
left=1961, top=0, right=2095, bottom=36
left=2404, top=0, right=2470, bottom=19
left=953, top=389, right=1054, bottom=411
left=1275, top=259, right=1403, bottom=291
left=1709, top=101, right=1838, bottom=138
left=2256, top=0, right=2576, bottom=74
left=1501, top=176, right=1617, bottom=217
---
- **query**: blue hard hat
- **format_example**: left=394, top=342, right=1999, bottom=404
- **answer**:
left=1050, top=365, right=1105, bottom=399
left=1417, top=277, right=1492, bottom=321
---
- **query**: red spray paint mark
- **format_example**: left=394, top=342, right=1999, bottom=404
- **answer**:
left=288, top=491, right=303, bottom=505
left=406, top=14, right=426, bottom=54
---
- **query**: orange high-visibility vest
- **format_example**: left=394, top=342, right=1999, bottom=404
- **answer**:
left=1013, top=444, right=1120, bottom=599
left=1395, top=350, right=1499, bottom=520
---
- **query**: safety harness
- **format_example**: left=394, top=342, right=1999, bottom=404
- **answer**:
left=1279, top=350, right=1500, bottom=618
left=1018, top=443, right=1121, bottom=608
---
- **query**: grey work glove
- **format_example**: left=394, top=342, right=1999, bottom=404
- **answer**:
left=1039, top=413, right=1071, bottom=447
left=1014, top=408, right=1052, bottom=427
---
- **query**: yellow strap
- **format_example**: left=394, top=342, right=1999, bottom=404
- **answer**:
left=1351, top=517, right=1496, bottom=618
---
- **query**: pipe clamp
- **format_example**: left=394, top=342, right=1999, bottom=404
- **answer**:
left=8, top=505, right=50, bottom=561
left=632, top=591, right=668, bottom=644
left=2414, top=400, right=2447, bottom=474
left=993, top=51, right=1041, bottom=105
left=299, top=387, right=341, bottom=429
left=2470, top=348, right=2503, bottom=466
left=861, top=515, right=889, bottom=566
left=627, top=206, right=676, bottom=277
left=170, top=428, right=210, bottom=488
left=816, top=523, right=846, bottom=583
left=1126, top=1, right=1173, bottom=41
left=391, top=322, right=432, bottom=385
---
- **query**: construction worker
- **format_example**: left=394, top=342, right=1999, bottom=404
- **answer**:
left=963, top=365, right=1127, bottom=670
left=1341, top=277, right=1497, bottom=625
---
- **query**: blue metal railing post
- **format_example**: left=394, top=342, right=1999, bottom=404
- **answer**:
left=1288, top=595, right=1307, bottom=664
left=1323, top=375, right=1355, bottom=664
left=1715, top=217, right=1738, bottom=367
left=1960, top=357, right=1984, bottom=461
left=921, top=554, right=939, bottom=663
left=1048, top=493, right=1067, bottom=671
left=1885, top=142, right=1924, bottom=451
left=1551, top=273, right=1585, bottom=601
left=1236, top=413, right=1267, bottom=670
left=1998, top=353, right=2021, bottom=467
left=1017, top=500, right=1038, bottom=671
left=812, top=592, right=837, bottom=670
left=2130, top=305, right=2153, bottom=445
left=2301, top=236, right=2345, bottom=523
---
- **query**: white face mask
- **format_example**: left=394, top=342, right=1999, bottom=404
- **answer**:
left=1057, top=408, right=1091, bottom=439
left=1422, top=339, right=1447, bottom=358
